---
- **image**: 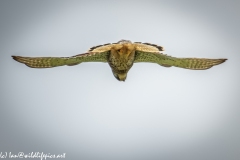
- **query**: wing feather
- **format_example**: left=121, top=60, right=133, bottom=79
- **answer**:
left=134, top=42, right=164, bottom=53
left=89, top=43, right=121, bottom=52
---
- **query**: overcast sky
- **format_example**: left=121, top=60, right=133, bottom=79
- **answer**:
left=0, top=0, right=239, bottom=160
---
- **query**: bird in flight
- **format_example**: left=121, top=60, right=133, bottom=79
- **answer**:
left=12, top=40, right=227, bottom=81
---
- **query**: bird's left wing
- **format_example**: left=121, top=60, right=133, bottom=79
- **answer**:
left=12, top=43, right=123, bottom=68
left=134, top=43, right=227, bottom=70
left=12, top=51, right=109, bottom=68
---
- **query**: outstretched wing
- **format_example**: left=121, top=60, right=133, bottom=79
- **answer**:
left=134, top=43, right=227, bottom=70
left=12, top=51, right=109, bottom=68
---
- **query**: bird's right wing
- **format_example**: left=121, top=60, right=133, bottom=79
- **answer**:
left=134, top=50, right=227, bottom=70
left=12, top=51, right=109, bottom=68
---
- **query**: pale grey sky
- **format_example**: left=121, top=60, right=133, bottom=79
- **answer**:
left=0, top=0, right=239, bottom=160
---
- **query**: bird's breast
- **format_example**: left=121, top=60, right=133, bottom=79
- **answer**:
left=108, top=49, right=135, bottom=73
left=108, top=57, right=133, bottom=72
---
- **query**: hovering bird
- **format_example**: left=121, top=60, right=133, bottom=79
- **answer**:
left=12, top=40, right=227, bottom=81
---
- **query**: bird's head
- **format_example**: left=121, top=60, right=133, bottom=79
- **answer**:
left=113, top=72, right=127, bottom=82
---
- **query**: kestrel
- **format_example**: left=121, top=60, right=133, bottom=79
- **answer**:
left=12, top=40, right=227, bottom=81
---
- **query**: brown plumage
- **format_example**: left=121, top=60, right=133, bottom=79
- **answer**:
left=12, top=40, right=227, bottom=81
